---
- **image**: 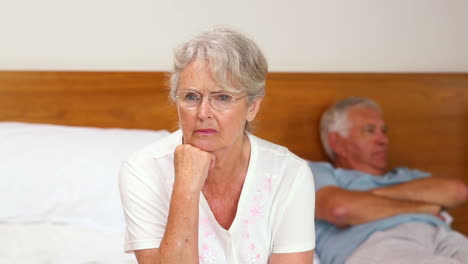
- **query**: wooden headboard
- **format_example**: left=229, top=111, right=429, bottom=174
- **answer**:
left=1, top=71, right=467, bottom=234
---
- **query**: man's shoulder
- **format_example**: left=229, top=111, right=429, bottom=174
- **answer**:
left=390, top=167, right=431, bottom=179
left=392, top=166, right=430, bottom=174
left=307, top=163, right=431, bottom=178
left=306, top=161, right=340, bottom=191
left=307, top=161, right=335, bottom=174
left=307, top=161, right=362, bottom=179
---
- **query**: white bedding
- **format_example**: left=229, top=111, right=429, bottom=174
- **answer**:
left=0, top=223, right=320, bottom=264
left=0, top=122, right=321, bottom=264
left=0, top=122, right=169, bottom=264
left=0, top=223, right=136, bottom=264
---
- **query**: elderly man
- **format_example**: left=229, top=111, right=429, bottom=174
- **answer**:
left=309, top=97, right=468, bottom=264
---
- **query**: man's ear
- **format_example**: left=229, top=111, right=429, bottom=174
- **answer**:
left=246, top=97, right=263, bottom=122
left=328, top=132, right=345, bottom=156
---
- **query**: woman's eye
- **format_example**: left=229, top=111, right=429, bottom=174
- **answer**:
left=185, top=92, right=200, bottom=101
left=214, top=94, right=232, bottom=101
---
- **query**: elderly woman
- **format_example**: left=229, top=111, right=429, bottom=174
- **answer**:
left=119, top=27, right=315, bottom=264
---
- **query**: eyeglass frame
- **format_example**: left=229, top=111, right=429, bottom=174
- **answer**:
left=174, top=90, right=250, bottom=111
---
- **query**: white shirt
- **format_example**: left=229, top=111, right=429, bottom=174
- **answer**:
left=119, top=130, right=315, bottom=263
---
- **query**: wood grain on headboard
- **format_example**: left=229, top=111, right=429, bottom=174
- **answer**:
left=1, top=71, right=467, bottom=234
left=0, top=71, right=179, bottom=131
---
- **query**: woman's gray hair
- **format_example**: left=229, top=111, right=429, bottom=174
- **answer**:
left=320, top=97, right=381, bottom=161
left=169, top=26, right=268, bottom=104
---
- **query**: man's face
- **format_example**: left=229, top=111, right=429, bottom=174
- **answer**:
left=335, top=106, right=389, bottom=175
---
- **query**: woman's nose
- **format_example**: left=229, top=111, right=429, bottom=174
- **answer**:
left=197, top=98, right=214, bottom=119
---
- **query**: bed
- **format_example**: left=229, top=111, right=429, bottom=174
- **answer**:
left=0, top=71, right=467, bottom=263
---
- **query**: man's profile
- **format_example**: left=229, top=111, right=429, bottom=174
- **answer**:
left=310, top=96, right=468, bottom=264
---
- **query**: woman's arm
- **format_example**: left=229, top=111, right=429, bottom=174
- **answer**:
left=269, top=250, right=314, bottom=264
left=135, top=144, right=214, bottom=264
left=270, top=164, right=316, bottom=261
left=135, top=186, right=201, bottom=263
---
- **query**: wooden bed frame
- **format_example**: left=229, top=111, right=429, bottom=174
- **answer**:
left=1, top=71, right=467, bottom=234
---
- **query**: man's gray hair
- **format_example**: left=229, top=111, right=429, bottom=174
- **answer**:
left=169, top=26, right=268, bottom=104
left=320, top=97, right=381, bottom=161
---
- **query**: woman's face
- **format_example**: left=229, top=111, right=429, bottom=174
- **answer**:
left=176, top=61, right=262, bottom=153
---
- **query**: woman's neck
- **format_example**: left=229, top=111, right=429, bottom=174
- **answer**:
left=205, top=133, right=251, bottom=186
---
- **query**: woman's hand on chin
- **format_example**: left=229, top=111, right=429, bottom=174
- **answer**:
left=173, top=144, right=215, bottom=193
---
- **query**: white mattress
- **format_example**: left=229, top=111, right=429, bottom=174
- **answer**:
left=0, top=223, right=136, bottom=264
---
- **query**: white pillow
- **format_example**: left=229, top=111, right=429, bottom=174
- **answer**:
left=0, top=122, right=170, bottom=232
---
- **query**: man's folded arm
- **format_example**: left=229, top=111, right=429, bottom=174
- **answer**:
left=316, top=186, right=442, bottom=227
left=370, top=177, right=468, bottom=209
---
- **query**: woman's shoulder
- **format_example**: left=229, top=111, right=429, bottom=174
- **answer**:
left=251, top=134, right=302, bottom=158
left=125, top=129, right=182, bottom=164
left=249, top=133, right=309, bottom=170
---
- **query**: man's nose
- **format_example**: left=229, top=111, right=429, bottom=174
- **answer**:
left=377, top=130, right=389, bottom=145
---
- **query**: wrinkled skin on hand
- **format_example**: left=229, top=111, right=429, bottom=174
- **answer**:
left=173, top=144, right=215, bottom=193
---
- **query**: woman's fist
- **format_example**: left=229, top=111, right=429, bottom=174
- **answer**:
left=173, top=144, right=215, bottom=193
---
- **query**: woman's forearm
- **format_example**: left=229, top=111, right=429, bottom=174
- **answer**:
left=135, top=186, right=201, bottom=264
left=150, top=144, right=212, bottom=263
left=158, top=186, right=201, bottom=264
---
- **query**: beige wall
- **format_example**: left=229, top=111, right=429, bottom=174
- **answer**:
left=1, top=0, right=467, bottom=71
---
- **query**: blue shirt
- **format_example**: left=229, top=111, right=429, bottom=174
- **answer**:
left=309, top=162, right=449, bottom=264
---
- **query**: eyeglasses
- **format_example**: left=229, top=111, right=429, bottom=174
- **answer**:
left=175, top=90, right=249, bottom=111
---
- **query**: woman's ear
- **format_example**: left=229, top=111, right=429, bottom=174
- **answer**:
left=246, top=97, right=263, bottom=122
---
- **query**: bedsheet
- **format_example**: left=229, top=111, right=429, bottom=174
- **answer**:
left=0, top=223, right=136, bottom=264
left=0, top=223, right=321, bottom=263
